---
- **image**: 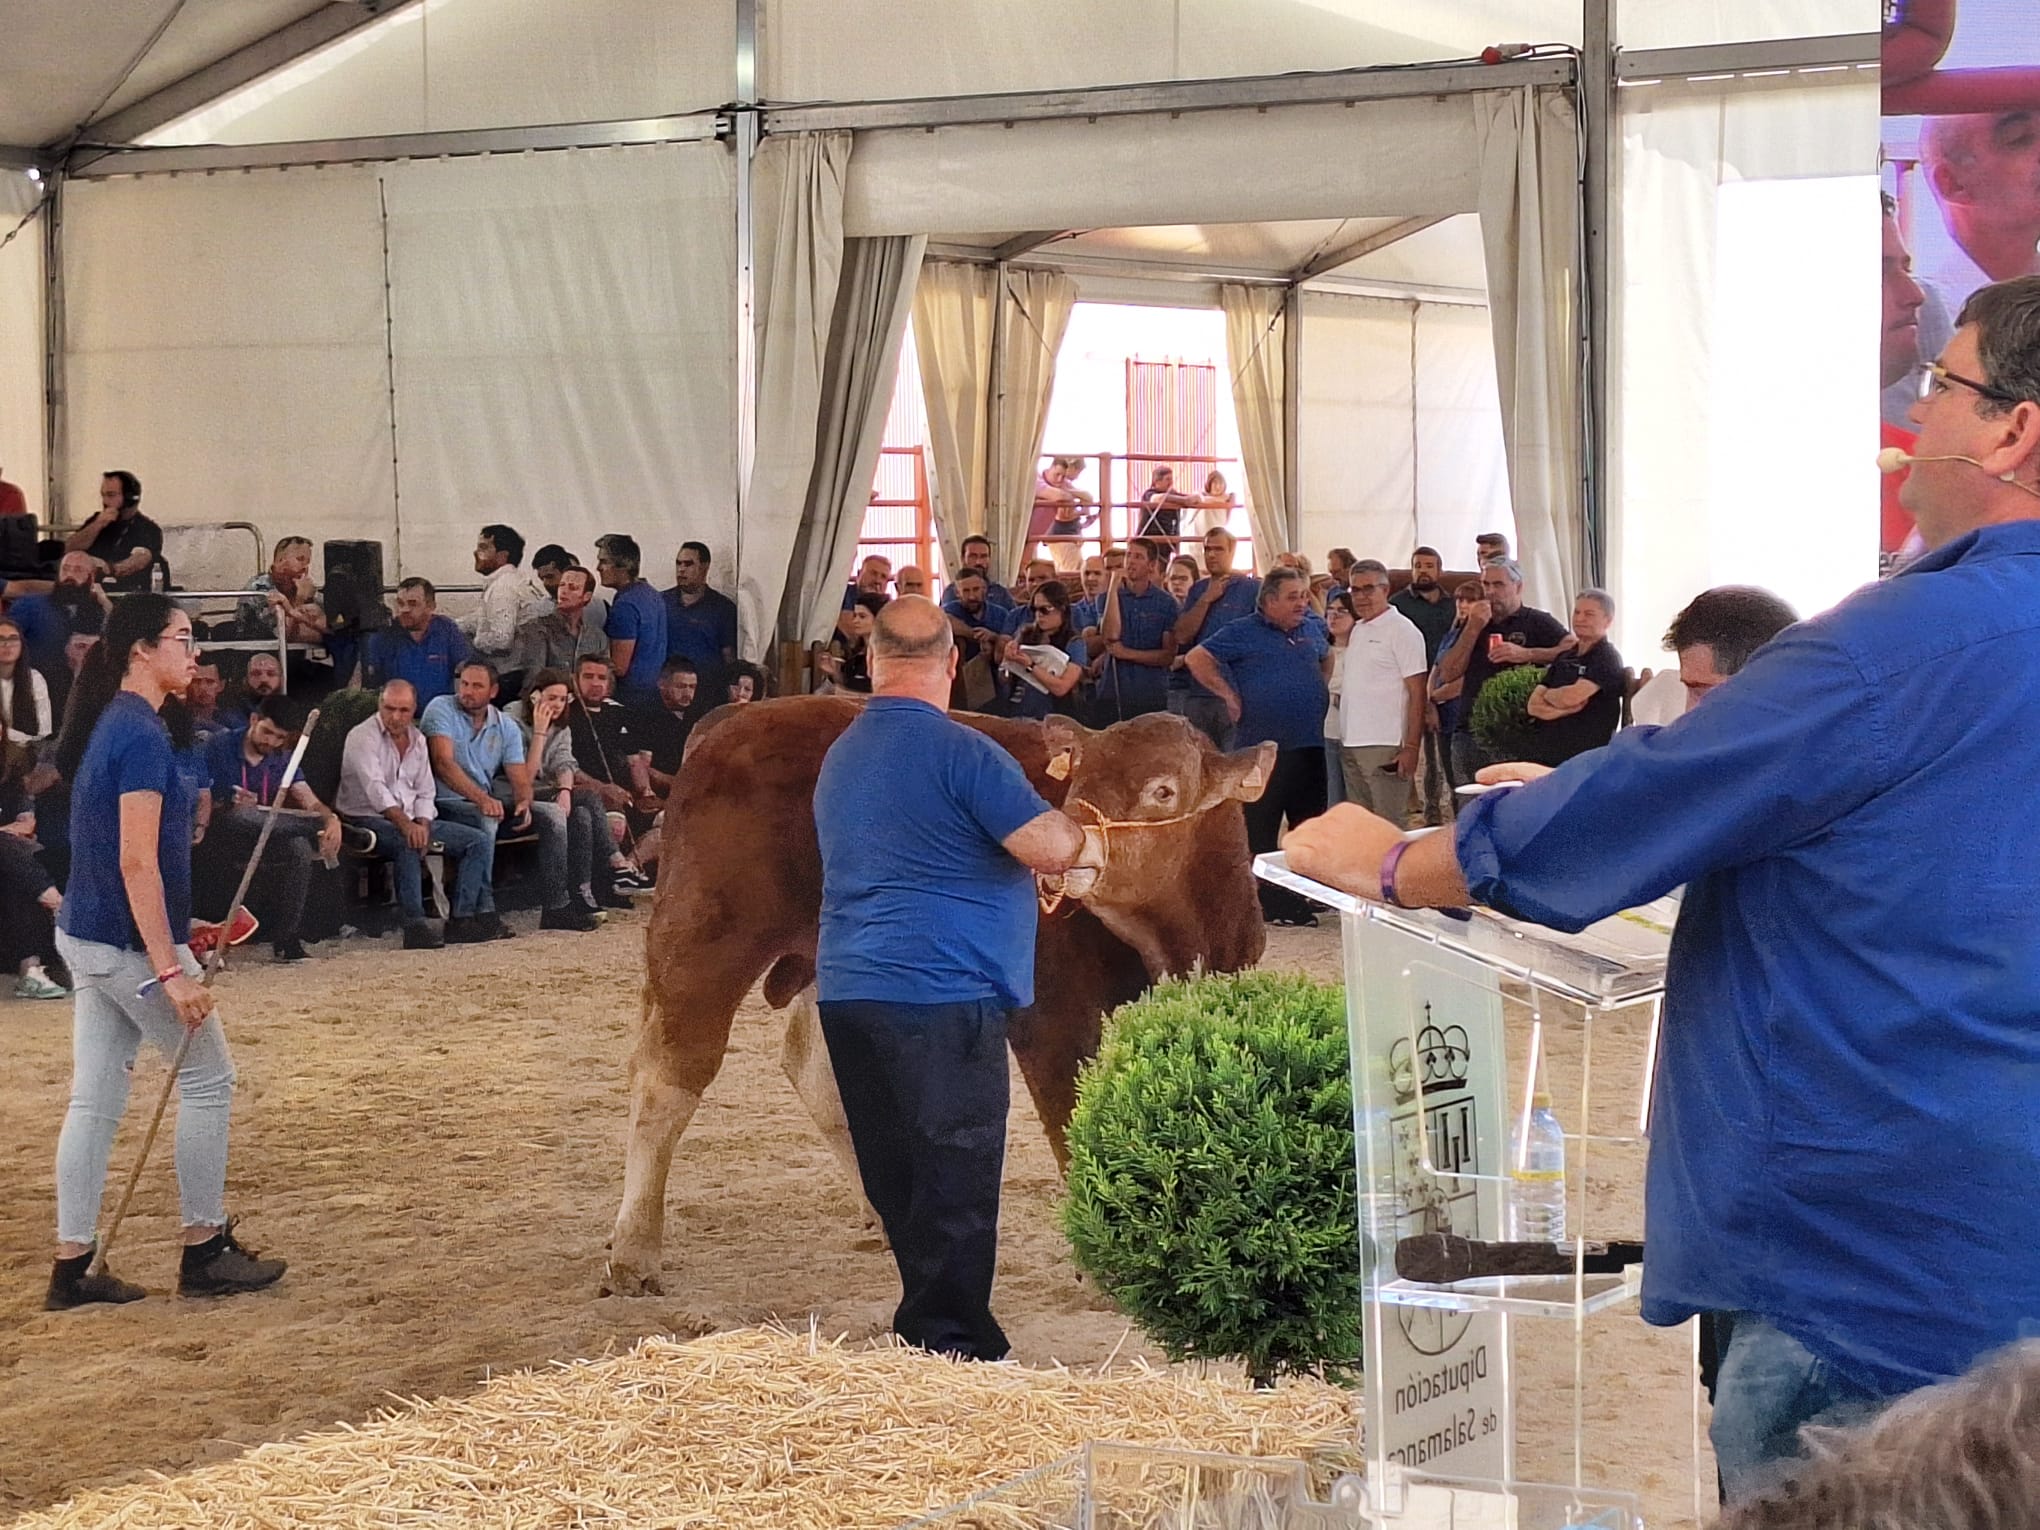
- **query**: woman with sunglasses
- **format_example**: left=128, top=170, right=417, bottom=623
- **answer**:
left=44, top=592, right=285, bottom=1310
left=1001, top=579, right=1089, bottom=720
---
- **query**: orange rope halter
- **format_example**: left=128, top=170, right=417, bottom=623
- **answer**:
left=1033, top=796, right=1218, bottom=915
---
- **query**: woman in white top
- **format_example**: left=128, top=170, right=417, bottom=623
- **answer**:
left=0, top=617, right=53, bottom=743
left=1322, top=591, right=1356, bottom=810
left=1194, top=469, right=1238, bottom=539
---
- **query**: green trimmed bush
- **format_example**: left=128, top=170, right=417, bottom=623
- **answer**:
left=1469, top=664, right=1547, bottom=762
left=1062, top=972, right=1360, bottom=1383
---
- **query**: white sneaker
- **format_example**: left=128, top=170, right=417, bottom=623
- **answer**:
left=15, top=970, right=68, bottom=1001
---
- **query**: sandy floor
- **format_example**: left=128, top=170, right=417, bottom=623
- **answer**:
left=0, top=911, right=1710, bottom=1525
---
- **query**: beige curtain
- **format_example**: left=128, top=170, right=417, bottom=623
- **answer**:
left=778, top=233, right=927, bottom=644
left=1476, top=86, right=1581, bottom=615
left=911, top=260, right=997, bottom=577
left=1219, top=283, right=1292, bottom=564
left=990, top=266, right=1078, bottom=582
left=745, top=130, right=851, bottom=658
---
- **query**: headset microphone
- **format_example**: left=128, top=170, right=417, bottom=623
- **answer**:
left=1877, top=446, right=2040, bottom=500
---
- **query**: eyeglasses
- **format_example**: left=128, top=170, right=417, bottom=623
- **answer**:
left=157, top=631, right=198, bottom=651
left=1918, top=360, right=2023, bottom=407
left=1032, top=604, right=1057, bottom=615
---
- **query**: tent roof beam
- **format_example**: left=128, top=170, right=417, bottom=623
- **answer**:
left=1290, top=215, right=1447, bottom=281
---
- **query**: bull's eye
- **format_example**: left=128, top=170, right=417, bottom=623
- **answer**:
left=1143, top=779, right=1178, bottom=809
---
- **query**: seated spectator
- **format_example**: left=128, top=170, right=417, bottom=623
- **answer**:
left=520, top=668, right=627, bottom=916
left=421, top=659, right=594, bottom=935
left=1165, top=555, right=1199, bottom=604
left=0, top=616, right=53, bottom=744
left=461, top=523, right=549, bottom=667
left=200, top=692, right=343, bottom=962
left=641, top=659, right=698, bottom=796
left=1003, top=558, right=1058, bottom=634
left=595, top=536, right=666, bottom=709
left=64, top=470, right=162, bottom=591
left=0, top=711, right=65, bottom=998
left=726, top=661, right=766, bottom=704
left=10, top=552, right=109, bottom=677
left=237, top=536, right=328, bottom=646
left=820, top=594, right=882, bottom=693
left=337, top=679, right=492, bottom=949
left=999, top=579, right=1089, bottom=720
left=957, top=535, right=1013, bottom=608
left=235, top=650, right=285, bottom=718
left=842, top=554, right=893, bottom=612
left=184, top=658, right=242, bottom=745
left=49, top=624, right=104, bottom=734
left=565, top=654, right=656, bottom=892
left=530, top=544, right=575, bottom=604
left=1525, top=588, right=1626, bottom=766
left=664, top=540, right=738, bottom=697
left=365, top=577, right=470, bottom=708
left=894, top=564, right=929, bottom=598
left=511, top=564, right=607, bottom=678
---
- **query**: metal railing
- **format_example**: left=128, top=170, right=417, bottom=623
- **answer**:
left=1029, top=450, right=1255, bottom=568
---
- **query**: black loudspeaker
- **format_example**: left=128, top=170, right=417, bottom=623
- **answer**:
left=323, top=539, right=390, bottom=635
left=0, top=514, right=42, bottom=578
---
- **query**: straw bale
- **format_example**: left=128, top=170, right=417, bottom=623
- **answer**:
left=7, top=1326, right=1357, bottom=1529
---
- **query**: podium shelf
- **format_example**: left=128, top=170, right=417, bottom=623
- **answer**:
left=1374, top=1265, right=1642, bottom=1320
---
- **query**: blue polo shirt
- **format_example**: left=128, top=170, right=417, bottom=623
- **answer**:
left=204, top=727, right=292, bottom=806
left=1455, top=520, right=2040, bottom=1398
left=365, top=616, right=470, bottom=707
left=1097, top=581, right=1180, bottom=716
left=814, top=697, right=1051, bottom=1008
left=420, top=693, right=524, bottom=801
left=1170, top=574, right=1262, bottom=693
left=1072, top=594, right=1105, bottom=635
left=61, top=692, right=193, bottom=950
left=940, top=594, right=1003, bottom=634
left=664, top=585, right=739, bottom=672
left=1195, top=611, right=1329, bottom=750
left=607, top=579, right=668, bottom=698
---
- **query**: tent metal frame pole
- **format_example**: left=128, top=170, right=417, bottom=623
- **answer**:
left=1282, top=283, right=1302, bottom=554
left=41, top=173, right=66, bottom=530
left=1582, top=0, right=1613, bottom=589
left=732, top=0, right=758, bottom=629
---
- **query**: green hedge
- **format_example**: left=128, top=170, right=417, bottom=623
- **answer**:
left=1469, top=663, right=1546, bottom=762
left=1062, top=972, right=1360, bottom=1383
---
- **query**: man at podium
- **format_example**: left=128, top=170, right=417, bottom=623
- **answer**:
left=1286, top=276, right=2040, bottom=1502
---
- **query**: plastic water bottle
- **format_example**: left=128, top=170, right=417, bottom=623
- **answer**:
left=1507, top=1092, right=1566, bottom=1245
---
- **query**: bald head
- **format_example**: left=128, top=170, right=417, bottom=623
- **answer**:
left=873, top=595, right=955, bottom=663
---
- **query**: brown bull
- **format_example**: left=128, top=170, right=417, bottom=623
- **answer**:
left=603, top=695, right=1272, bottom=1297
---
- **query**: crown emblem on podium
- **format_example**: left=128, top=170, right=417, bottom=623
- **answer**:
left=1388, top=1013, right=1471, bottom=1103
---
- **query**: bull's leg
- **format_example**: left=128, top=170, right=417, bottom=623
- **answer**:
left=779, top=988, right=887, bottom=1248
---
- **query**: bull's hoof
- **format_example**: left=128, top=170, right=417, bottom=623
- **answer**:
left=599, top=1259, right=665, bottom=1298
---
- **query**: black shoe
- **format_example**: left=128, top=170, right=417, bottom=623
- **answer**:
left=484, top=912, right=517, bottom=940
left=574, top=892, right=608, bottom=921
left=1265, top=911, right=1319, bottom=928
left=272, top=937, right=309, bottom=962
left=45, top=1250, right=147, bottom=1310
left=178, top=1221, right=287, bottom=1298
left=541, top=904, right=600, bottom=933
left=445, top=914, right=491, bottom=944
left=402, top=919, right=445, bottom=950
left=596, top=889, right=634, bottom=912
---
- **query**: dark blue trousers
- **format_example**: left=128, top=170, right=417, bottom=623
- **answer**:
left=817, top=997, right=1011, bottom=1361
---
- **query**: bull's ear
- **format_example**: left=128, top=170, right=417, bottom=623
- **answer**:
left=1200, top=741, right=1276, bottom=806
left=1040, top=714, right=1089, bottom=781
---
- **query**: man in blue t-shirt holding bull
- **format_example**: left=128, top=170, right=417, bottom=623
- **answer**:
left=813, top=596, right=1093, bottom=1360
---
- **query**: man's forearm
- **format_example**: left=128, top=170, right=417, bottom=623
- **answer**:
left=1114, top=644, right=1172, bottom=668
left=1523, top=642, right=1573, bottom=664
left=1397, top=828, right=1472, bottom=907
left=1436, top=625, right=1479, bottom=684
left=1402, top=682, right=1425, bottom=749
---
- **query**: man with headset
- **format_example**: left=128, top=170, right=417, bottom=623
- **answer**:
left=66, top=471, right=163, bottom=592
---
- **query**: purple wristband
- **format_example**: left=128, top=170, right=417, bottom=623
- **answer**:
left=1379, top=838, right=1412, bottom=907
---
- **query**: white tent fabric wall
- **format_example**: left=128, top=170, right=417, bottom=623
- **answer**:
left=60, top=167, right=396, bottom=555
left=1611, top=71, right=1879, bottom=661
left=1476, top=85, right=1581, bottom=619
left=0, top=179, right=46, bottom=522
left=991, top=266, right=1078, bottom=583
left=148, top=0, right=737, bottom=146
left=912, top=261, right=997, bottom=578
left=748, top=131, right=850, bottom=660
left=379, top=144, right=736, bottom=592
left=781, top=233, right=925, bottom=645
left=1298, top=293, right=1514, bottom=581
left=1218, top=284, right=1292, bottom=561
left=1617, top=0, right=1870, bottom=47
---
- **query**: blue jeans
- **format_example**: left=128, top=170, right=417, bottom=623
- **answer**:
left=344, top=814, right=492, bottom=920
left=53, top=933, right=234, bottom=1244
left=1323, top=738, right=1346, bottom=811
left=1707, top=1312, right=1892, bottom=1502
left=437, top=788, right=570, bottom=912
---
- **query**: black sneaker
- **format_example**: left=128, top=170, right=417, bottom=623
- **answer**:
left=541, top=904, right=600, bottom=933
left=272, top=937, right=310, bottom=963
left=45, top=1250, right=146, bottom=1310
left=178, top=1221, right=287, bottom=1298
left=444, top=914, right=491, bottom=944
left=484, top=912, right=517, bottom=940
left=596, top=889, right=634, bottom=912
left=402, top=919, right=446, bottom=950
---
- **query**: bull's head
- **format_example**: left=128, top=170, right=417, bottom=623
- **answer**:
left=1037, top=713, right=1274, bottom=977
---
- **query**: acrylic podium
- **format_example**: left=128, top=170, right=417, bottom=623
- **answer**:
left=1255, top=847, right=1683, bottom=1529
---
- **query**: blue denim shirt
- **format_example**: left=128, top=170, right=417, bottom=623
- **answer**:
left=1455, top=521, right=2040, bottom=1396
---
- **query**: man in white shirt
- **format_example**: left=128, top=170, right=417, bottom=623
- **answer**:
left=461, top=524, right=551, bottom=667
left=1337, top=559, right=1429, bottom=824
left=336, top=679, right=493, bottom=948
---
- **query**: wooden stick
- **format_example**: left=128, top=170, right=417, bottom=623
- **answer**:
left=90, top=712, right=321, bottom=1277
